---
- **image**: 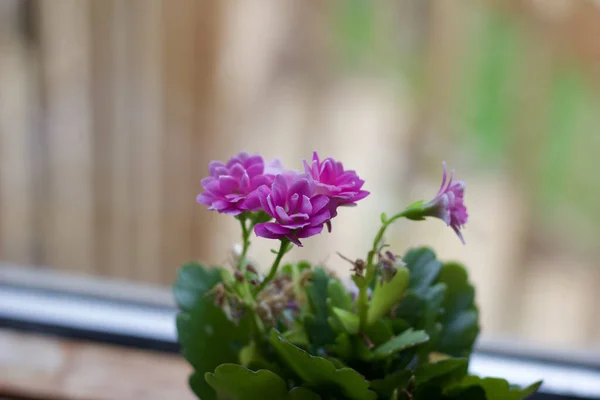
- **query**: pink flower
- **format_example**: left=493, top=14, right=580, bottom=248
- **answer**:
left=425, top=162, right=468, bottom=243
left=253, top=174, right=331, bottom=246
left=303, top=151, right=369, bottom=219
left=197, top=152, right=283, bottom=215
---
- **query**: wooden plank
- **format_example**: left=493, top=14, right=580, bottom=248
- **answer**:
left=161, top=0, right=197, bottom=282
left=37, top=0, right=94, bottom=273
left=89, top=0, right=114, bottom=279
left=107, top=0, right=133, bottom=279
left=0, top=1, right=35, bottom=265
left=190, top=0, right=224, bottom=271
left=129, top=0, right=164, bottom=284
left=90, top=0, right=134, bottom=280
left=0, top=329, right=195, bottom=400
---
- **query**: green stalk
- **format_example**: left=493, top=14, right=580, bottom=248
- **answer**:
left=238, top=217, right=251, bottom=270
left=255, top=239, right=290, bottom=295
left=358, top=209, right=412, bottom=330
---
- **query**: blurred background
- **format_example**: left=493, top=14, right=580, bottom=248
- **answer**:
left=1, top=0, right=600, bottom=355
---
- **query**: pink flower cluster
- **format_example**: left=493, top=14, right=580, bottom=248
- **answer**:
left=197, top=151, right=369, bottom=246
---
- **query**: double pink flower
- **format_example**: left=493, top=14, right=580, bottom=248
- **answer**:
left=196, top=152, right=283, bottom=216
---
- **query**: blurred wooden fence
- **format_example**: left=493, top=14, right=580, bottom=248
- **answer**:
left=0, top=0, right=224, bottom=283
left=0, top=0, right=599, bottom=348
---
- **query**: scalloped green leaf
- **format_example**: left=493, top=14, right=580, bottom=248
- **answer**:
left=415, top=384, right=487, bottom=400
left=173, top=262, right=221, bottom=311
left=417, top=283, right=446, bottom=361
left=364, top=319, right=394, bottom=346
left=205, top=364, right=288, bottom=399
left=369, top=370, right=412, bottom=397
left=282, top=325, right=310, bottom=348
left=328, top=333, right=352, bottom=359
left=367, top=267, right=409, bottom=326
left=282, top=260, right=312, bottom=275
left=239, top=341, right=282, bottom=375
left=304, top=268, right=336, bottom=347
left=371, top=328, right=429, bottom=360
left=177, top=296, right=250, bottom=399
left=288, top=387, right=322, bottom=400
left=451, top=376, right=542, bottom=400
left=403, top=248, right=442, bottom=295
left=269, top=330, right=377, bottom=400
left=332, top=307, right=359, bottom=334
left=435, top=263, right=479, bottom=357
left=327, top=279, right=354, bottom=311
left=414, top=358, right=469, bottom=388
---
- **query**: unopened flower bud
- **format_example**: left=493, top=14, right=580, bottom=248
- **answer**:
left=234, top=270, right=245, bottom=282
left=246, top=264, right=258, bottom=275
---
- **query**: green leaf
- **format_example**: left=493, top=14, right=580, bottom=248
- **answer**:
left=328, top=333, right=352, bottom=359
left=239, top=341, right=282, bottom=374
left=367, top=267, right=409, bottom=326
left=417, top=283, right=446, bottom=361
left=369, top=370, right=413, bottom=397
left=414, top=358, right=469, bottom=388
left=205, top=364, right=288, bottom=399
left=435, top=263, right=480, bottom=357
left=173, top=262, right=221, bottom=311
left=304, top=268, right=336, bottom=347
left=415, top=384, right=487, bottom=400
left=403, top=248, right=442, bottom=295
left=177, top=297, right=250, bottom=399
left=282, top=261, right=312, bottom=275
left=389, top=318, right=411, bottom=335
left=332, top=307, right=360, bottom=334
left=452, top=376, right=541, bottom=400
left=371, top=328, right=429, bottom=360
left=325, top=356, right=347, bottom=369
left=269, top=330, right=377, bottom=400
left=327, top=315, right=345, bottom=334
left=394, top=292, right=426, bottom=326
left=206, top=364, right=325, bottom=400
left=282, top=325, right=310, bottom=348
left=288, top=387, right=322, bottom=400
left=327, top=279, right=354, bottom=311
left=380, top=212, right=388, bottom=223
left=364, top=319, right=394, bottom=346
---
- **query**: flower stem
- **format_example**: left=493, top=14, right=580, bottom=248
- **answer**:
left=255, top=239, right=290, bottom=295
left=238, top=217, right=250, bottom=269
left=358, top=209, right=411, bottom=330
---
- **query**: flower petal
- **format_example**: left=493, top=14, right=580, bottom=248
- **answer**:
left=310, top=195, right=330, bottom=213
left=309, top=209, right=331, bottom=227
left=208, top=161, right=226, bottom=176
left=299, top=195, right=312, bottom=215
left=271, top=175, right=288, bottom=206
left=219, top=176, right=238, bottom=193
left=254, top=223, right=284, bottom=239
left=297, top=225, right=324, bottom=239
left=275, top=206, right=291, bottom=223
left=289, top=177, right=312, bottom=198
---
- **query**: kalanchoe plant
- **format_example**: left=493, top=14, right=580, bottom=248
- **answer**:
left=174, top=152, right=541, bottom=400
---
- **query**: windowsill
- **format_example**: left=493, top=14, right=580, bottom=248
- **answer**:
left=0, top=328, right=195, bottom=400
left=2, top=264, right=600, bottom=399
